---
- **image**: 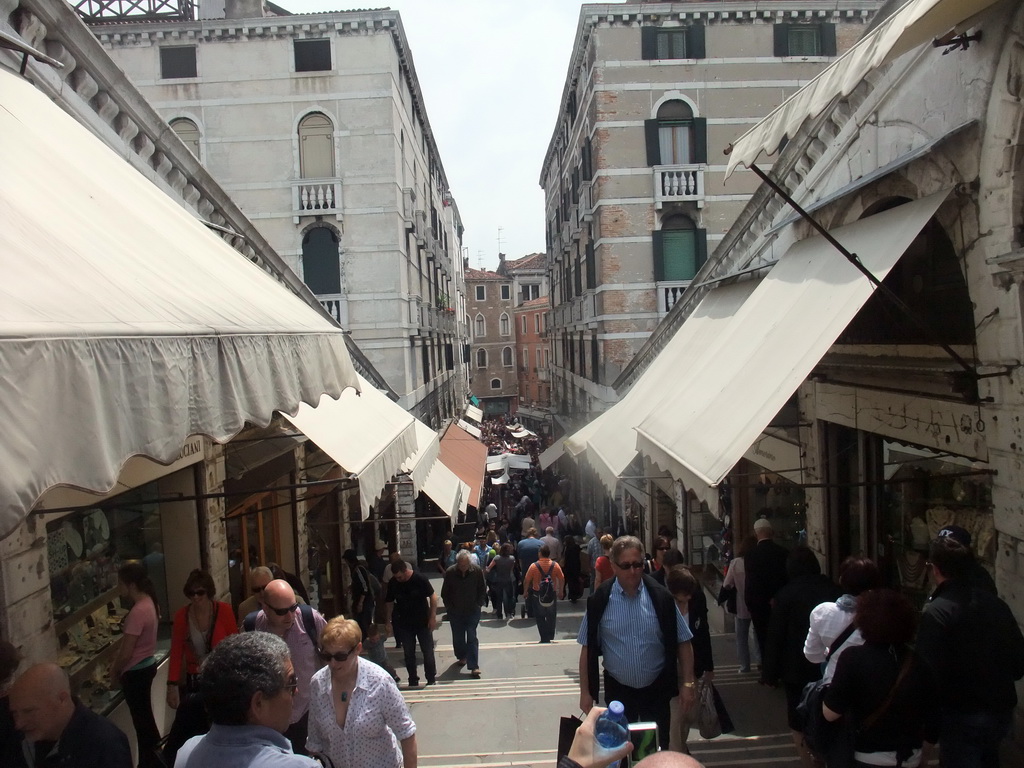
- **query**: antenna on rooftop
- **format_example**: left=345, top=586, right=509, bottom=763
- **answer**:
left=476, top=250, right=485, bottom=270
left=497, top=226, right=505, bottom=255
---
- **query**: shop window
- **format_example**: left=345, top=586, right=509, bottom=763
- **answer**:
left=652, top=215, right=707, bottom=282
left=294, top=39, right=332, bottom=72
left=301, top=227, right=341, bottom=295
left=476, top=348, right=487, bottom=369
left=170, top=118, right=201, bottom=159
left=502, top=346, right=514, bottom=367
left=645, top=100, right=707, bottom=166
left=298, top=113, right=335, bottom=179
left=640, top=24, right=706, bottom=60
left=160, top=46, right=196, bottom=79
left=774, top=24, right=837, bottom=57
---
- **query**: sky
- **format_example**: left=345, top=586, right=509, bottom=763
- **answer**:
left=293, top=1, right=586, bottom=271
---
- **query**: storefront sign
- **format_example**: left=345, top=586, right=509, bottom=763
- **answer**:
left=743, top=433, right=804, bottom=484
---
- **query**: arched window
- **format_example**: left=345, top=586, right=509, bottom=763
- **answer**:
left=474, top=314, right=486, bottom=339
left=490, top=378, right=502, bottom=390
left=502, top=347, right=514, bottom=367
left=301, top=227, right=341, bottom=295
left=499, top=313, right=511, bottom=336
left=298, top=113, right=335, bottom=179
left=656, top=215, right=701, bottom=282
left=476, top=349, right=487, bottom=369
left=170, top=118, right=200, bottom=159
left=657, top=101, right=695, bottom=165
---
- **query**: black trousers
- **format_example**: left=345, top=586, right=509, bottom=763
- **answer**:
left=399, top=623, right=436, bottom=684
left=162, top=678, right=209, bottom=766
left=603, top=671, right=673, bottom=751
left=121, top=664, right=162, bottom=768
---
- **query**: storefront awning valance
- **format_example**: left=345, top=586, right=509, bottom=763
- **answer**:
left=465, top=405, right=484, bottom=423
left=538, top=441, right=565, bottom=470
left=438, top=423, right=488, bottom=513
left=564, top=280, right=759, bottom=495
left=725, top=0, right=1000, bottom=178
left=402, top=420, right=463, bottom=519
left=634, top=191, right=950, bottom=492
left=282, top=375, right=417, bottom=519
left=0, top=70, right=360, bottom=539
left=486, top=453, right=533, bottom=472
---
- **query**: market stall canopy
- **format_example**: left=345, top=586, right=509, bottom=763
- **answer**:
left=403, top=420, right=463, bottom=519
left=456, top=419, right=483, bottom=439
left=538, top=441, right=566, bottom=470
left=464, top=404, right=484, bottom=423
left=634, top=191, right=950, bottom=495
left=564, top=279, right=759, bottom=495
left=724, top=0, right=1001, bottom=178
left=509, top=426, right=537, bottom=439
left=486, top=453, right=533, bottom=472
left=438, top=422, right=488, bottom=513
left=281, top=375, right=417, bottom=519
left=0, top=69, right=359, bottom=540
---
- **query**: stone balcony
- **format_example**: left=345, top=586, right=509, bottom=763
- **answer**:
left=657, top=280, right=691, bottom=316
left=317, top=293, right=347, bottom=325
left=293, top=178, right=342, bottom=223
left=654, top=164, right=705, bottom=208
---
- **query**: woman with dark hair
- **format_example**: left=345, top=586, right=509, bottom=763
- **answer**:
left=722, top=535, right=758, bottom=673
left=804, top=557, right=881, bottom=683
left=823, top=589, right=938, bottom=767
left=163, top=568, right=237, bottom=765
left=486, top=543, right=518, bottom=619
left=561, top=535, right=584, bottom=603
left=645, top=535, right=672, bottom=574
left=666, top=565, right=714, bottom=753
left=652, top=547, right=685, bottom=586
left=763, top=547, right=840, bottom=768
left=110, top=563, right=162, bottom=768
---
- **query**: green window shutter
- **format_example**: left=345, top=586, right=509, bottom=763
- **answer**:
left=774, top=24, right=790, bottom=57
left=652, top=230, right=665, bottom=281
left=821, top=23, right=837, bottom=56
left=583, top=138, right=593, bottom=181
left=687, top=23, right=706, bottom=60
left=662, top=230, right=697, bottom=281
left=641, top=27, right=658, bottom=60
left=645, top=119, right=661, bottom=166
left=695, top=229, right=708, bottom=270
left=693, top=118, right=708, bottom=164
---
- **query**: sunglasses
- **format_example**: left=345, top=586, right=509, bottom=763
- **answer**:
left=266, top=602, right=299, bottom=616
left=284, top=673, right=299, bottom=696
left=615, top=561, right=645, bottom=571
left=185, top=589, right=207, bottom=597
left=318, top=647, right=357, bottom=663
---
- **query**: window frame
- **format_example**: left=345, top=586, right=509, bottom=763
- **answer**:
left=294, top=39, right=332, bottom=73
left=490, top=378, right=502, bottom=390
left=502, top=347, right=514, bottom=368
left=500, top=284, right=511, bottom=301
left=476, top=348, right=487, bottom=369
left=160, top=46, right=197, bottom=79
left=774, top=23, right=837, bottom=58
left=475, top=285, right=486, bottom=301
left=499, top=313, right=511, bottom=337
left=641, top=24, right=706, bottom=61
left=474, top=314, right=486, bottom=339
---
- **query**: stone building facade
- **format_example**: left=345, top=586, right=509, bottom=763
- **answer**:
left=89, top=0, right=469, bottom=429
left=465, top=267, right=518, bottom=415
left=540, top=0, right=882, bottom=426
left=497, top=251, right=548, bottom=306
left=514, top=297, right=551, bottom=412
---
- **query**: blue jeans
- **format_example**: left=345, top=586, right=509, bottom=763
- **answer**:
left=938, top=709, right=1012, bottom=768
left=492, top=582, right=515, bottom=618
left=449, top=609, right=481, bottom=669
left=734, top=616, right=753, bottom=670
left=535, top=597, right=557, bottom=642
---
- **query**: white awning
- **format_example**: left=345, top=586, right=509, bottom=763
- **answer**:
left=510, top=427, right=537, bottom=438
left=486, top=453, right=533, bottom=472
left=538, top=441, right=565, bottom=469
left=634, top=191, right=950, bottom=490
left=457, top=419, right=483, bottom=439
left=419, top=459, right=465, bottom=520
left=0, top=69, right=360, bottom=539
left=282, top=375, right=417, bottom=518
left=564, top=280, right=759, bottom=494
left=402, top=421, right=442, bottom=492
left=725, top=0, right=1001, bottom=177
left=465, top=404, right=484, bottom=423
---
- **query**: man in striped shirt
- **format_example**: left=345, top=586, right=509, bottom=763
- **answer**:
left=577, top=536, right=696, bottom=750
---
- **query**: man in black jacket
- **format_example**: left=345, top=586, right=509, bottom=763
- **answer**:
left=916, top=536, right=1024, bottom=767
left=744, top=517, right=789, bottom=659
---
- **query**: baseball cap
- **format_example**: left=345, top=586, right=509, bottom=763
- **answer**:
left=937, top=525, right=972, bottom=548
left=753, top=518, right=772, bottom=532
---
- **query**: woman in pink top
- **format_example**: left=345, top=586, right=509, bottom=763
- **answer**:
left=722, top=535, right=758, bottom=673
left=110, top=562, right=162, bottom=768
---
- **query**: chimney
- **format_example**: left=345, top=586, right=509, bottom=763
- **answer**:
left=224, top=0, right=266, bottom=19
left=463, top=257, right=469, bottom=271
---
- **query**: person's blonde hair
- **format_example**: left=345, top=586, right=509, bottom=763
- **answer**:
left=600, top=534, right=614, bottom=552
left=319, top=617, right=362, bottom=649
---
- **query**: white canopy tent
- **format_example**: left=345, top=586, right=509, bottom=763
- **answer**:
left=0, top=69, right=359, bottom=539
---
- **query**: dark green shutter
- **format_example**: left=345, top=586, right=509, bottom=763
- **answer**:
left=652, top=230, right=665, bottom=281
left=695, top=229, right=708, bottom=270
left=583, top=138, right=593, bottom=181
left=821, top=23, right=837, bottom=56
left=645, top=120, right=661, bottom=166
left=641, top=27, right=658, bottom=60
left=693, top=118, right=708, bottom=164
left=774, top=24, right=790, bottom=57
left=687, top=23, right=706, bottom=60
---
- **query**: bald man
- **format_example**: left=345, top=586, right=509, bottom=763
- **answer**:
left=8, top=663, right=131, bottom=768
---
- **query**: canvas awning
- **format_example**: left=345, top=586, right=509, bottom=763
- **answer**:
left=464, top=404, right=484, bottom=423
left=402, top=420, right=464, bottom=519
left=438, top=423, right=488, bottom=512
left=456, top=419, right=483, bottom=439
left=564, top=279, right=759, bottom=494
left=725, top=0, right=1001, bottom=177
left=282, top=375, right=417, bottom=518
left=0, top=69, right=359, bottom=539
left=538, top=441, right=565, bottom=470
left=634, top=191, right=950, bottom=492
left=486, top=453, right=533, bottom=472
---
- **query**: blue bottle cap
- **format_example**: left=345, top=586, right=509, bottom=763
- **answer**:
left=608, top=700, right=625, bottom=716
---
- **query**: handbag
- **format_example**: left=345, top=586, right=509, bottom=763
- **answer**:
left=557, top=713, right=583, bottom=761
left=796, top=621, right=857, bottom=732
left=697, top=680, right=722, bottom=739
left=716, top=584, right=738, bottom=615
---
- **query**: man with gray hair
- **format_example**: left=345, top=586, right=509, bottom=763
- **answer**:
left=237, top=566, right=305, bottom=626
left=441, top=550, right=487, bottom=678
left=174, top=632, right=320, bottom=767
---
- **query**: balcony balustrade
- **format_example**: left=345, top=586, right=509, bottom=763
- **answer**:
left=293, top=178, right=342, bottom=223
left=654, top=165, right=704, bottom=208
left=657, top=280, right=690, bottom=316
left=317, top=293, right=346, bottom=325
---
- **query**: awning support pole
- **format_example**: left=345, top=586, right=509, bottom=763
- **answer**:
left=748, top=163, right=978, bottom=381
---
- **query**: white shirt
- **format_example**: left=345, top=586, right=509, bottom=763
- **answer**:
left=722, top=557, right=750, bottom=620
left=803, top=598, right=863, bottom=683
left=305, top=658, right=416, bottom=768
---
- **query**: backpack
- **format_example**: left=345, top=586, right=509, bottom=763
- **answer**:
left=536, top=562, right=557, bottom=606
left=244, top=603, right=319, bottom=645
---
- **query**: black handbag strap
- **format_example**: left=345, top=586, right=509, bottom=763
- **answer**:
left=861, top=650, right=914, bottom=732
left=825, top=620, right=857, bottom=662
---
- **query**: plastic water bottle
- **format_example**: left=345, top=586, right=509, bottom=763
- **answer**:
left=595, top=700, right=629, bottom=749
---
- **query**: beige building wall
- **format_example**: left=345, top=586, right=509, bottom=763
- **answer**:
left=466, top=271, right=519, bottom=411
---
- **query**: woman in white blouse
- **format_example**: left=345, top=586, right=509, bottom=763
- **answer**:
left=306, top=617, right=417, bottom=768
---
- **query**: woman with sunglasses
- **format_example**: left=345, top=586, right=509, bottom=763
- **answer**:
left=162, top=569, right=237, bottom=765
left=307, top=617, right=417, bottom=768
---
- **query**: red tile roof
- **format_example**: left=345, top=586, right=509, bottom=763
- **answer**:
left=464, top=267, right=506, bottom=281
left=515, top=296, right=549, bottom=310
left=503, top=252, right=546, bottom=272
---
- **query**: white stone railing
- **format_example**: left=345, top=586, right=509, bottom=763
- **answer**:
left=654, top=165, right=705, bottom=207
left=294, top=179, right=342, bottom=218
left=317, top=293, right=347, bottom=325
left=658, top=281, right=691, bottom=315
